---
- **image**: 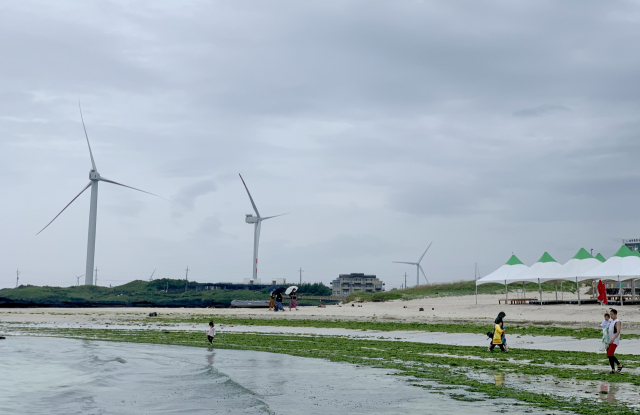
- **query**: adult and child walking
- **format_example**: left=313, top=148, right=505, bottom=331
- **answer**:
left=487, top=308, right=624, bottom=374
left=601, top=309, right=623, bottom=373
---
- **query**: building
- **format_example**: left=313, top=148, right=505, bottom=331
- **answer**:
left=623, top=238, right=640, bottom=252
left=330, top=273, right=385, bottom=297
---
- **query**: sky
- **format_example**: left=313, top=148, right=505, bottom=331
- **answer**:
left=2, top=0, right=640, bottom=289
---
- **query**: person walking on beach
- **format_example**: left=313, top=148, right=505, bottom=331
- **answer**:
left=288, top=288, right=298, bottom=311
left=269, top=291, right=276, bottom=311
left=606, top=309, right=623, bottom=373
left=274, top=291, right=284, bottom=312
left=489, top=316, right=506, bottom=352
left=494, top=311, right=508, bottom=352
left=599, top=312, right=611, bottom=352
left=206, top=321, right=216, bottom=345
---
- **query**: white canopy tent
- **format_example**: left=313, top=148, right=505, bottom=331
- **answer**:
left=578, top=245, right=640, bottom=305
left=506, top=252, right=563, bottom=303
left=551, top=248, right=602, bottom=304
left=476, top=254, right=528, bottom=302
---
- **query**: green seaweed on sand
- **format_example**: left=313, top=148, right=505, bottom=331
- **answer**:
left=143, top=315, right=640, bottom=340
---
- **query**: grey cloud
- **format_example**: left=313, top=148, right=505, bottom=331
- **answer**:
left=513, top=105, right=571, bottom=117
left=171, top=179, right=217, bottom=218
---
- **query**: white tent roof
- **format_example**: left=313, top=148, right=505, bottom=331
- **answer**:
left=552, top=248, right=602, bottom=282
left=508, top=252, right=563, bottom=283
left=476, top=254, right=528, bottom=285
left=578, top=245, right=640, bottom=282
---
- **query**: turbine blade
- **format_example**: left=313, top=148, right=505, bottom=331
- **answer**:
left=392, top=261, right=417, bottom=265
left=260, top=213, right=289, bottom=221
left=150, top=269, right=156, bottom=279
left=99, top=177, right=171, bottom=202
left=239, top=174, right=260, bottom=217
left=37, top=182, right=92, bottom=235
left=79, top=102, right=97, bottom=172
left=419, top=264, right=429, bottom=284
left=418, top=241, right=433, bottom=263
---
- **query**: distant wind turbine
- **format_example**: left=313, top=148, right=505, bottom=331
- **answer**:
left=239, top=174, right=287, bottom=281
left=75, top=274, right=84, bottom=286
left=37, top=103, right=168, bottom=286
left=149, top=269, right=156, bottom=281
left=393, top=242, right=433, bottom=286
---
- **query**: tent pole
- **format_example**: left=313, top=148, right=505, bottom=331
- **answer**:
left=538, top=278, right=542, bottom=305
left=555, top=282, right=558, bottom=302
left=505, top=280, right=508, bottom=304
left=523, top=282, right=525, bottom=297
left=619, top=275, right=623, bottom=307
left=576, top=277, right=580, bottom=306
left=561, top=281, right=563, bottom=301
left=633, top=278, right=636, bottom=301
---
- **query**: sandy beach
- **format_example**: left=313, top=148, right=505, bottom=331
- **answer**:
left=2, top=292, right=639, bottom=330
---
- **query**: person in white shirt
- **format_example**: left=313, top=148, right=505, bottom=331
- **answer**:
left=606, top=309, right=622, bottom=373
left=206, top=321, right=216, bottom=345
left=600, top=313, right=611, bottom=329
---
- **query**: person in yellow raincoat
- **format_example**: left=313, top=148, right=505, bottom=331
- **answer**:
left=489, top=323, right=506, bottom=352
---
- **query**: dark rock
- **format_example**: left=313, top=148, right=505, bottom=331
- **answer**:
left=419, top=308, right=424, bottom=311
left=149, top=312, right=158, bottom=317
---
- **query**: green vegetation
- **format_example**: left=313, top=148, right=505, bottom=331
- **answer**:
left=0, top=279, right=332, bottom=308
left=11, top=326, right=640, bottom=415
left=346, top=280, right=577, bottom=302
left=139, top=315, right=640, bottom=340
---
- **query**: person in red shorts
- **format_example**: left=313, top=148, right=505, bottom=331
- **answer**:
left=606, top=309, right=623, bottom=374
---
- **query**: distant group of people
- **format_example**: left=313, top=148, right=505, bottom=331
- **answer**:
left=269, top=288, right=298, bottom=312
left=487, top=308, right=624, bottom=373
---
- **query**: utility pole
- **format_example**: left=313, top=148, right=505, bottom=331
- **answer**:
left=590, top=248, right=593, bottom=256
left=185, top=266, right=189, bottom=292
left=475, top=263, right=478, bottom=305
left=94, top=267, right=99, bottom=286
left=404, top=272, right=407, bottom=290
left=16, top=269, right=20, bottom=288
left=299, top=267, right=303, bottom=285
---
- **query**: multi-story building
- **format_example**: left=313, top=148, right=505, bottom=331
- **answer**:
left=330, top=273, right=385, bottom=297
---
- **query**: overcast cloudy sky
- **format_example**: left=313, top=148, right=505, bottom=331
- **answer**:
left=2, top=1, right=640, bottom=289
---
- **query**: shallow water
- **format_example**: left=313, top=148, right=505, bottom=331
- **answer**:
left=0, top=336, right=572, bottom=415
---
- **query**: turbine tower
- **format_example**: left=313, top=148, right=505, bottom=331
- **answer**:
left=37, top=104, right=167, bottom=286
left=239, top=174, right=287, bottom=282
left=393, top=242, right=433, bottom=286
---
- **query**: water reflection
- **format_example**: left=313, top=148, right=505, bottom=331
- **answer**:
left=598, top=382, right=616, bottom=402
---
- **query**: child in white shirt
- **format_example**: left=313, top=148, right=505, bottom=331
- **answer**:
left=206, top=321, right=216, bottom=345
left=600, top=313, right=611, bottom=329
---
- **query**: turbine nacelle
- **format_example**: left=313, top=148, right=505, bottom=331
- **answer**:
left=89, top=171, right=101, bottom=181
left=245, top=214, right=259, bottom=223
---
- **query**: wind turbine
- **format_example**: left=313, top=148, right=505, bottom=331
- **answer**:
left=37, top=104, right=167, bottom=286
left=149, top=269, right=156, bottom=281
left=239, top=174, right=287, bottom=282
left=75, top=274, right=84, bottom=286
left=393, top=242, right=433, bottom=286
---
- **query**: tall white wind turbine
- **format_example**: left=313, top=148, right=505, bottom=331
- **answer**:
left=37, top=104, right=167, bottom=286
left=393, top=242, right=433, bottom=286
left=239, top=174, right=287, bottom=281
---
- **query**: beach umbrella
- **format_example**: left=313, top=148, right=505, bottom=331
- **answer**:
left=285, top=286, right=298, bottom=295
